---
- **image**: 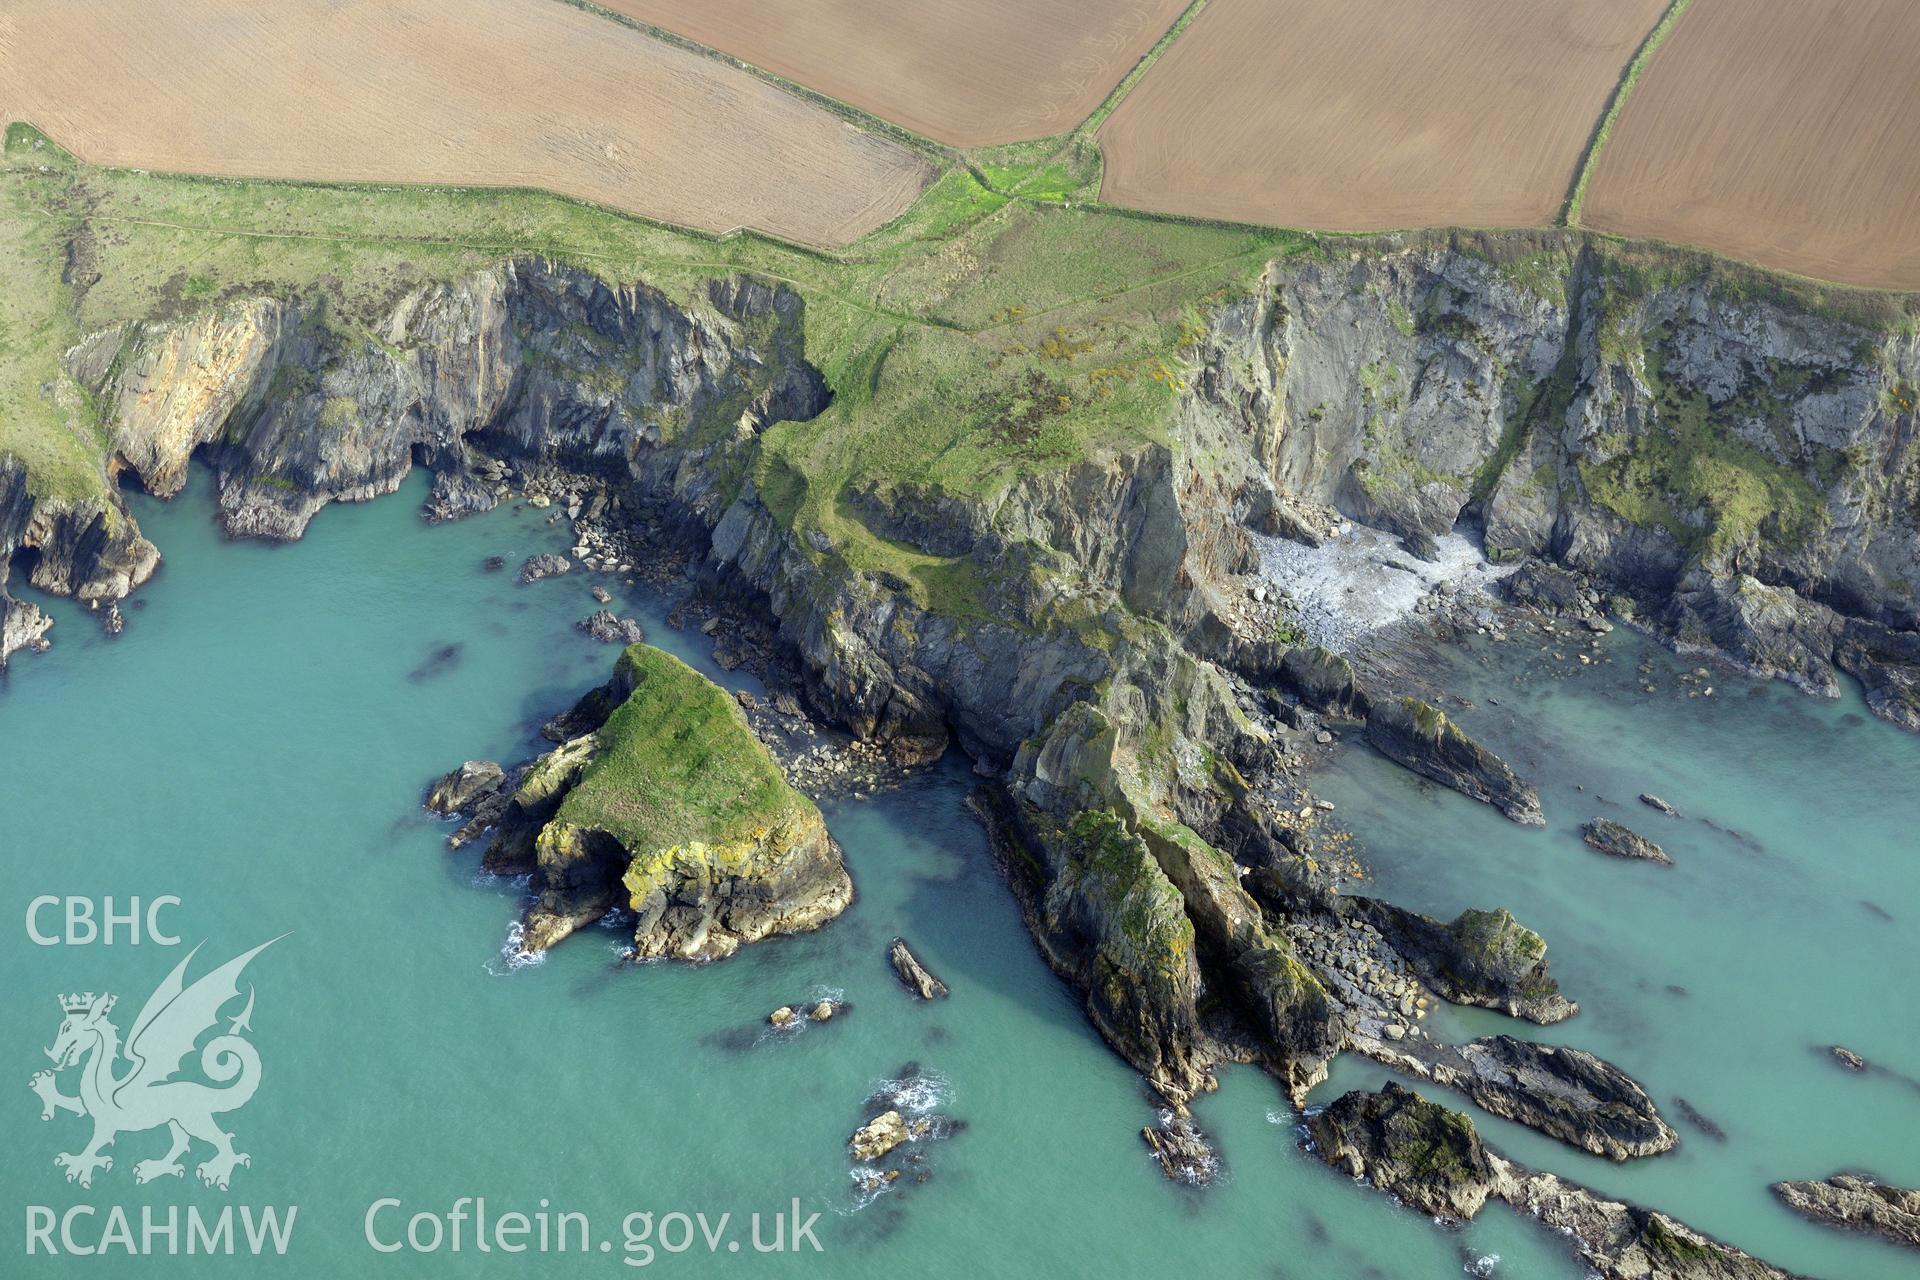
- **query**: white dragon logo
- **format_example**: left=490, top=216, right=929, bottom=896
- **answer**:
left=29, top=937, right=282, bottom=1191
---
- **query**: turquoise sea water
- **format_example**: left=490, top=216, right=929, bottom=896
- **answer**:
left=1, top=470, right=1912, bottom=1277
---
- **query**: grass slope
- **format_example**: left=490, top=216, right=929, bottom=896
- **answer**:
left=557, top=645, right=812, bottom=851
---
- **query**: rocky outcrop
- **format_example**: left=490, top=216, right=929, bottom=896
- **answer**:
left=1309, top=1084, right=1795, bottom=1278
left=1364, top=697, right=1544, bottom=825
left=887, top=937, right=949, bottom=1000
left=27, top=243, right=1910, bottom=1260
left=576, top=610, right=646, bottom=645
left=1360, top=1035, right=1677, bottom=1160
left=997, top=698, right=1341, bottom=1106
left=1141, top=1112, right=1220, bottom=1186
left=1277, top=644, right=1365, bottom=717
left=0, top=460, right=158, bottom=644
left=441, top=645, right=851, bottom=960
left=426, top=760, right=505, bottom=815
left=1, top=591, right=52, bottom=668
left=518, top=554, right=570, bottom=584
left=1184, top=240, right=1920, bottom=733
left=1771, top=1174, right=1920, bottom=1250
left=1583, top=818, right=1673, bottom=864
left=1308, top=1082, right=1500, bottom=1220
left=1339, top=901, right=1577, bottom=1024
left=850, top=1110, right=916, bottom=1162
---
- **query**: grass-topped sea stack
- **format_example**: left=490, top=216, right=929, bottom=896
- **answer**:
left=485, top=645, right=851, bottom=959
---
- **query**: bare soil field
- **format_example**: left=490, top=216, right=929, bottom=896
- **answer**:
left=1098, top=0, right=1669, bottom=231
left=593, top=0, right=1191, bottom=147
left=1583, top=0, right=1920, bottom=291
left=0, top=0, right=932, bottom=247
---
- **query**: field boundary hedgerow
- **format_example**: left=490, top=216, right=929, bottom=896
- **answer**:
left=1560, top=0, right=1696, bottom=227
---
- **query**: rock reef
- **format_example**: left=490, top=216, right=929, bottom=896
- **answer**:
left=1771, top=1174, right=1920, bottom=1251
left=1310, top=1084, right=1794, bottom=1278
left=888, top=937, right=949, bottom=1000
left=1364, top=697, right=1544, bottom=825
left=1358, top=1034, right=1677, bottom=1160
left=1583, top=817, right=1674, bottom=864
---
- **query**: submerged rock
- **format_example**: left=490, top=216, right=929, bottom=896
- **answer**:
left=1308, top=1085, right=1794, bottom=1279
left=1771, top=1174, right=1920, bottom=1250
left=1582, top=818, right=1673, bottom=865
left=1673, top=1097, right=1727, bottom=1141
left=1365, top=697, right=1544, bottom=825
left=888, top=937, right=949, bottom=1000
left=517, top=553, right=570, bottom=584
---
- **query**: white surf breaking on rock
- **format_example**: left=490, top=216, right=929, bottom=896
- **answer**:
left=485, top=918, right=547, bottom=975
left=1256, top=526, right=1515, bottom=654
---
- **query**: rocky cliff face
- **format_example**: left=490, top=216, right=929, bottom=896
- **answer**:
left=69, top=262, right=828, bottom=543
left=1185, top=240, right=1920, bottom=726
left=13, top=244, right=1914, bottom=1230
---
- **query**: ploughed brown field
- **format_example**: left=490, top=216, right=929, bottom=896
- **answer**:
left=1583, top=0, right=1920, bottom=291
left=0, top=0, right=932, bottom=247
left=592, top=0, right=1192, bottom=147
left=1097, top=0, right=1668, bottom=231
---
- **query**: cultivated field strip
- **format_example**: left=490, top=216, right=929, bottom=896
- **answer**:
left=1096, top=0, right=1670, bottom=232
left=589, top=0, right=1192, bottom=148
left=1582, top=0, right=1920, bottom=291
left=0, top=0, right=933, bottom=247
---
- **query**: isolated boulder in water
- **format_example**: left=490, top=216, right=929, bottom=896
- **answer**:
left=1582, top=818, right=1672, bottom=865
left=576, top=610, right=647, bottom=645
left=849, top=1110, right=912, bottom=1162
left=1141, top=1113, right=1218, bottom=1185
left=517, top=553, right=571, bottom=583
left=888, top=937, right=949, bottom=1000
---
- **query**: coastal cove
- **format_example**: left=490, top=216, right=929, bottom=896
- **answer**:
left=0, top=469, right=1908, bottom=1276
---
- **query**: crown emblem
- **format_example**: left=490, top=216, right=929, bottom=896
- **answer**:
left=59, top=992, right=113, bottom=1015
